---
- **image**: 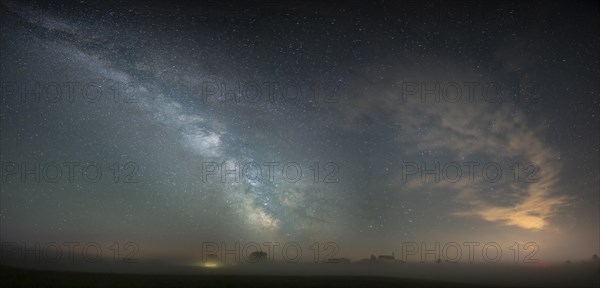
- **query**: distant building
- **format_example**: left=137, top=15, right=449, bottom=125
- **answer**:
left=377, top=252, right=396, bottom=262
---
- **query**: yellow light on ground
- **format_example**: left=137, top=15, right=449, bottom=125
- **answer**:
left=192, top=261, right=221, bottom=268
left=203, top=262, right=219, bottom=268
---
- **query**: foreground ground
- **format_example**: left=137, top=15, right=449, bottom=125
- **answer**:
left=0, top=265, right=502, bottom=288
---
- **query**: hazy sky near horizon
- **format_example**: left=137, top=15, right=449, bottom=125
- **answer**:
left=0, top=0, right=598, bottom=266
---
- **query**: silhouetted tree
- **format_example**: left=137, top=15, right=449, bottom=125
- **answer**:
left=370, top=254, right=377, bottom=262
left=593, top=254, right=598, bottom=262
left=436, top=258, right=442, bottom=264
left=249, top=251, right=268, bottom=263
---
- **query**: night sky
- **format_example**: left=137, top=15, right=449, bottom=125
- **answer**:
left=0, top=0, right=598, bottom=270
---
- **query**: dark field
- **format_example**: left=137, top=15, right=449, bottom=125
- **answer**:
left=0, top=265, right=502, bottom=288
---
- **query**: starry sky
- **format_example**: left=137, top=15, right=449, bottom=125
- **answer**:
left=0, top=0, right=598, bottom=266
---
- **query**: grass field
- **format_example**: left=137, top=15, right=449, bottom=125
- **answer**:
left=0, top=265, right=499, bottom=288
